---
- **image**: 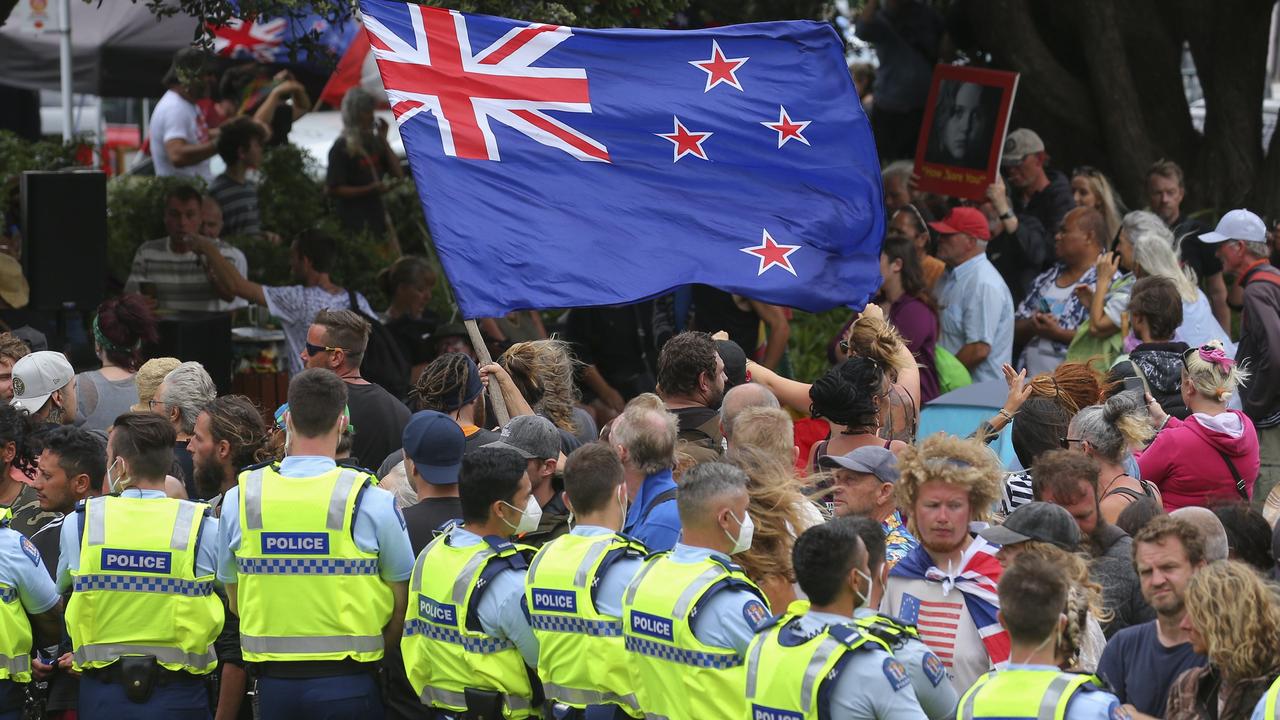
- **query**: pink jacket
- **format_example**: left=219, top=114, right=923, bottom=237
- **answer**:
left=1137, top=410, right=1260, bottom=511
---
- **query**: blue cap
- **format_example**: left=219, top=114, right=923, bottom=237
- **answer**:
left=402, top=410, right=466, bottom=485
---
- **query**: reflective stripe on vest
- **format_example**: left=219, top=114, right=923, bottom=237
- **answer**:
left=74, top=643, right=217, bottom=669
left=235, top=557, right=379, bottom=575
left=1262, top=675, right=1280, bottom=719
left=0, top=654, right=29, bottom=677
left=403, top=619, right=515, bottom=653
left=624, top=636, right=743, bottom=668
left=243, top=467, right=360, bottom=532
left=541, top=683, right=638, bottom=710
left=529, top=615, right=622, bottom=636
left=72, top=575, right=213, bottom=596
left=419, top=685, right=533, bottom=712
left=240, top=634, right=383, bottom=656
left=958, top=670, right=1096, bottom=720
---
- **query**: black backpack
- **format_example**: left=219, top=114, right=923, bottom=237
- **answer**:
left=347, top=289, right=411, bottom=400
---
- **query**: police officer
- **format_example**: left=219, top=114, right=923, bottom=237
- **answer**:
left=216, top=369, right=414, bottom=719
left=957, top=554, right=1128, bottom=720
left=0, top=507, right=62, bottom=720
left=402, top=446, right=541, bottom=719
left=621, top=462, right=770, bottom=719
left=846, top=516, right=958, bottom=719
left=745, top=518, right=928, bottom=719
left=525, top=443, right=647, bottom=719
left=56, top=412, right=223, bottom=718
left=1254, top=675, right=1280, bottom=720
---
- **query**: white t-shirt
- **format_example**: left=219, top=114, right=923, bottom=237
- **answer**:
left=881, top=575, right=993, bottom=692
left=1018, top=281, right=1075, bottom=375
left=149, top=89, right=212, bottom=180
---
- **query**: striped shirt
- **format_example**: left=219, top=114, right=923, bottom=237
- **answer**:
left=208, top=174, right=262, bottom=238
left=883, top=577, right=992, bottom=691
left=124, top=237, right=248, bottom=312
left=261, top=285, right=375, bottom=376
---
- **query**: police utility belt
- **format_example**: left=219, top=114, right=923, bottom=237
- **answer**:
left=84, top=656, right=204, bottom=704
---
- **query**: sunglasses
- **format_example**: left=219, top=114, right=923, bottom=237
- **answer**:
left=304, top=342, right=345, bottom=357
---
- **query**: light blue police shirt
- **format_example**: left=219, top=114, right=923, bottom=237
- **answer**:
left=668, top=543, right=768, bottom=658
left=447, top=525, right=540, bottom=668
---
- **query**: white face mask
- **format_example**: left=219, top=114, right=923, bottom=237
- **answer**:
left=724, top=509, right=754, bottom=555
left=501, top=495, right=542, bottom=536
left=852, top=568, right=874, bottom=609
left=616, top=485, right=629, bottom=521
left=106, top=457, right=129, bottom=494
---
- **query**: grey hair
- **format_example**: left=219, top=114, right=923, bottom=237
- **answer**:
left=1125, top=210, right=1198, bottom=301
left=1070, top=391, right=1153, bottom=463
left=380, top=461, right=420, bottom=510
left=882, top=159, right=913, bottom=185
left=1243, top=240, right=1269, bottom=258
left=611, top=394, right=678, bottom=475
left=1170, top=507, right=1229, bottom=562
left=677, top=462, right=748, bottom=528
left=719, top=383, right=780, bottom=440
left=158, top=361, right=216, bottom=435
left=340, top=87, right=377, bottom=158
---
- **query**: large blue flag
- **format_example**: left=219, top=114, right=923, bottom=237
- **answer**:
left=359, top=0, right=884, bottom=318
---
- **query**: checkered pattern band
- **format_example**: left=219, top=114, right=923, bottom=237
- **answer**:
left=624, top=636, right=742, bottom=669
left=404, top=619, right=515, bottom=654
left=530, top=614, right=622, bottom=637
left=73, top=574, right=213, bottom=597
left=236, top=557, right=379, bottom=575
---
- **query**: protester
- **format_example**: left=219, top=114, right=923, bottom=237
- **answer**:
left=820, top=445, right=919, bottom=569
left=1146, top=160, right=1228, bottom=329
left=398, top=410, right=465, bottom=555
left=1210, top=503, right=1274, bottom=573
left=1115, top=498, right=1164, bottom=538
left=0, top=405, right=54, bottom=538
left=195, top=228, right=377, bottom=375
left=1014, top=206, right=1111, bottom=374
left=1108, top=276, right=1190, bottom=419
left=378, top=255, right=439, bottom=380
left=719, top=383, right=781, bottom=452
left=75, top=294, right=157, bottom=433
left=655, top=331, right=726, bottom=465
left=1033, top=448, right=1153, bottom=635
left=1139, top=342, right=1259, bottom=510
left=209, top=115, right=270, bottom=239
left=11, top=350, right=77, bottom=428
left=186, top=394, right=267, bottom=512
left=1197, top=208, right=1280, bottom=512
left=840, top=310, right=924, bottom=441
left=932, top=206, right=1015, bottom=382
left=878, top=234, right=941, bottom=404
left=130, top=357, right=180, bottom=413
left=854, top=0, right=941, bottom=162
left=889, top=204, right=945, bottom=291
left=485, top=414, right=567, bottom=547
left=151, top=360, right=215, bottom=498
left=327, top=87, right=403, bottom=237
left=150, top=48, right=217, bottom=179
left=0, top=334, right=30, bottom=405
left=610, top=393, right=681, bottom=551
left=1071, top=166, right=1125, bottom=242
left=500, top=339, right=594, bottom=448
left=882, top=433, right=1006, bottom=690
left=1069, top=392, right=1162, bottom=523
left=1168, top=507, right=1230, bottom=563
left=1001, top=395, right=1071, bottom=513
left=1166, top=561, right=1280, bottom=719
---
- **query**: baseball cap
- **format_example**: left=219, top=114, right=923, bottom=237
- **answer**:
left=929, top=207, right=991, bottom=242
left=11, top=351, right=73, bottom=414
left=402, top=410, right=466, bottom=485
left=0, top=255, right=29, bottom=309
left=979, top=501, right=1081, bottom=550
left=716, top=339, right=748, bottom=389
left=1000, top=128, right=1045, bottom=166
left=485, top=414, right=560, bottom=460
left=1198, top=209, right=1266, bottom=245
left=819, top=446, right=899, bottom=484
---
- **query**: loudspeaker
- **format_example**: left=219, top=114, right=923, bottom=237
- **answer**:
left=146, top=312, right=234, bottom=395
left=20, top=171, right=107, bottom=312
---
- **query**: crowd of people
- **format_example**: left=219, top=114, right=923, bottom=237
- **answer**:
left=4, top=13, right=1280, bottom=720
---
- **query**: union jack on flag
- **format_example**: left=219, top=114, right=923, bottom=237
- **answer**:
left=359, top=0, right=885, bottom=318
left=207, top=13, right=358, bottom=65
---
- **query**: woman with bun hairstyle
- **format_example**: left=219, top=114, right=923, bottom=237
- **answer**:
left=1139, top=341, right=1259, bottom=510
left=805, top=355, right=910, bottom=475
left=1069, top=391, right=1162, bottom=523
left=76, top=294, right=159, bottom=432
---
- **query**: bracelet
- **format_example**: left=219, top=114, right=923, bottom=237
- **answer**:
left=999, top=210, right=1015, bottom=221
left=997, top=409, right=1015, bottom=422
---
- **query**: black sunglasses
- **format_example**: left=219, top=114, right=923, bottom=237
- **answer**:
left=304, top=342, right=345, bottom=357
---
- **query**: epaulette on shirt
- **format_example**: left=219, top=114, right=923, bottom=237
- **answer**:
left=826, top=623, right=889, bottom=653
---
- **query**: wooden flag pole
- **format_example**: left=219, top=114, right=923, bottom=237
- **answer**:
left=464, top=318, right=510, bottom=427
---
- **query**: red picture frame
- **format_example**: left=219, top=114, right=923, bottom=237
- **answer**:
left=913, top=65, right=1020, bottom=201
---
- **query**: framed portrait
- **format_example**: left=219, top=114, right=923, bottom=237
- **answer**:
left=913, top=65, right=1019, bottom=201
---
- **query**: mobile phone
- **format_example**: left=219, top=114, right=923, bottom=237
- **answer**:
left=1037, top=297, right=1052, bottom=314
left=1122, top=375, right=1145, bottom=396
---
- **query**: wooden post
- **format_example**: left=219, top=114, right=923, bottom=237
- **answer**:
left=464, top=318, right=510, bottom=427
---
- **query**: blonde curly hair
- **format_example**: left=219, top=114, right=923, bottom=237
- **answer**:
left=499, top=339, right=582, bottom=434
left=895, top=433, right=1002, bottom=533
left=1184, top=561, right=1280, bottom=680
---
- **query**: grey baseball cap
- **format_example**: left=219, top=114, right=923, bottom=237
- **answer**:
left=818, top=446, right=899, bottom=484
left=485, top=415, right=560, bottom=460
left=980, top=501, right=1081, bottom=550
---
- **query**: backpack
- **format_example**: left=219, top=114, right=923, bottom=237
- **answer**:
left=347, top=289, right=411, bottom=400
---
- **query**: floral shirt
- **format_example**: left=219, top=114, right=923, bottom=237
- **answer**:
left=882, top=509, right=919, bottom=570
left=1016, top=262, right=1119, bottom=374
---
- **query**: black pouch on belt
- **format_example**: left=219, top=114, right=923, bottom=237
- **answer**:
left=117, top=655, right=160, bottom=704
left=462, top=688, right=504, bottom=720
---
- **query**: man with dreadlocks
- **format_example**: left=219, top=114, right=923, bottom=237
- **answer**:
left=188, top=394, right=269, bottom=517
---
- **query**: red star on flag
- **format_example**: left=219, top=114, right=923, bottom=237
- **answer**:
left=740, top=229, right=801, bottom=276
left=689, top=40, right=748, bottom=92
left=761, top=106, right=811, bottom=148
left=656, top=117, right=713, bottom=162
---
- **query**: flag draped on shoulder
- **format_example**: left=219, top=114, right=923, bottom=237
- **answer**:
left=890, top=535, right=1010, bottom=667
left=359, top=0, right=885, bottom=318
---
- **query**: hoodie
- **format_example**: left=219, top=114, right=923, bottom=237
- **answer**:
left=1110, top=341, right=1191, bottom=420
left=1137, top=410, right=1260, bottom=510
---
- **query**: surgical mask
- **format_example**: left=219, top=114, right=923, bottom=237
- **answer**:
left=501, top=495, right=542, bottom=536
left=106, top=457, right=130, bottom=494
left=852, top=568, right=874, bottom=609
left=724, top=510, right=754, bottom=555
left=616, top=485, right=629, bottom=521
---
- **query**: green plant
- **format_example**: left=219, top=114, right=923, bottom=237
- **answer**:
left=787, top=307, right=854, bottom=382
left=0, top=130, right=81, bottom=232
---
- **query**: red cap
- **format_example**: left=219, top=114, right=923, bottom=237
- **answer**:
left=928, top=207, right=991, bottom=241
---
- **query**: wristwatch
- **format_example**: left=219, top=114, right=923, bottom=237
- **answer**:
left=999, top=209, right=1015, bottom=221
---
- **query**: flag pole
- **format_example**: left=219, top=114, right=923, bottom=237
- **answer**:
left=463, top=318, right=510, bottom=427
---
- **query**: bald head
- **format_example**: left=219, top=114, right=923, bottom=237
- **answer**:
left=611, top=392, right=677, bottom=475
left=1170, top=507, right=1229, bottom=562
left=720, top=383, right=780, bottom=441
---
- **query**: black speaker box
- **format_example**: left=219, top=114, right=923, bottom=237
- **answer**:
left=20, top=171, right=107, bottom=312
left=146, top=312, right=234, bottom=395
